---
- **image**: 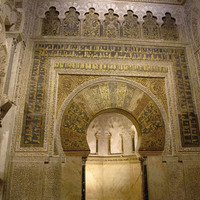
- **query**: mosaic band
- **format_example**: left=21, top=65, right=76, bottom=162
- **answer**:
left=54, top=63, right=168, bottom=73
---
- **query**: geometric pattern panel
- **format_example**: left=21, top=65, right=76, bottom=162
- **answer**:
left=20, top=43, right=199, bottom=148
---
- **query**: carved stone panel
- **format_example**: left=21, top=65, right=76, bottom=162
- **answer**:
left=43, top=160, right=61, bottom=200
left=63, top=7, right=80, bottom=36
left=83, top=8, right=100, bottom=37
left=167, top=160, right=186, bottom=200
left=122, top=10, right=140, bottom=39
left=183, top=162, right=200, bottom=200
left=142, top=11, right=160, bottom=40
left=103, top=9, right=120, bottom=38
left=41, top=7, right=61, bottom=36
left=0, top=44, right=6, bottom=94
left=9, top=162, right=43, bottom=200
left=191, top=8, right=200, bottom=48
left=161, top=13, right=179, bottom=41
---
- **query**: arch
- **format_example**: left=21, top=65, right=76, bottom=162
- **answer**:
left=94, top=108, right=141, bottom=133
left=86, top=110, right=140, bottom=156
left=55, top=77, right=169, bottom=156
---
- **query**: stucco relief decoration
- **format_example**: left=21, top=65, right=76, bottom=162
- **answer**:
left=39, top=5, right=181, bottom=42
left=0, top=44, right=6, bottom=95
left=83, top=8, right=100, bottom=37
left=41, top=6, right=61, bottom=36
left=87, top=113, right=135, bottom=156
left=103, top=9, right=120, bottom=38
left=142, top=11, right=160, bottom=40
left=63, top=7, right=80, bottom=36
left=3, top=0, right=22, bottom=32
left=0, top=17, right=7, bottom=93
left=161, top=12, right=179, bottom=41
left=14, top=10, right=22, bottom=31
left=0, top=33, right=6, bottom=76
left=0, top=44, right=6, bottom=74
left=191, top=8, right=200, bottom=48
left=122, top=10, right=140, bottom=39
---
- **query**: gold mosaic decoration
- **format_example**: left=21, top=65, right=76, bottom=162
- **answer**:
left=57, top=75, right=98, bottom=115
left=61, top=100, right=90, bottom=151
left=126, top=77, right=168, bottom=116
left=60, top=81, right=165, bottom=151
left=55, top=63, right=168, bottom=73
left=21, top=43, right=199, bottom=148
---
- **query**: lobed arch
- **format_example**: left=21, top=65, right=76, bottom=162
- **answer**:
left=55, top=77, right=170, bottom=157
left=87, top=108, right=142, bottom=157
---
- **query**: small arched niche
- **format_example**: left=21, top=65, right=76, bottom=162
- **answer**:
left=87, top=111, right=140, bottom=156
left=86, top=111, right=143, bottom=200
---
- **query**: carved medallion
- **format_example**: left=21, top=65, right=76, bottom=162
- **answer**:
left=103, top=9, right=120, bottom=38
left=63, top=7, right=80, bottom=36
left=161, top=13, right=179, bottom=41
left=83, top=8, right=100, bottom=37
left=142, top=11, right=160, bottom=40
left=122, top=10, right=140, bottom=39
left=41, top=7, right=61, bottom=36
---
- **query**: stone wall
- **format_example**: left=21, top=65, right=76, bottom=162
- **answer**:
left=1, top=0, right=200, bottom=200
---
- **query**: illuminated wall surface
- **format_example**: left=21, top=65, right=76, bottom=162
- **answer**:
left=21, top=43, right=198, bottom=149
left=1, top=0, right=200, bottom=200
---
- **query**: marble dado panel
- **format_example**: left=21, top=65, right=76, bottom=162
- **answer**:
left=86, top=157, right=143, bottom=200
left=19, top=42, right=199, bottom=151
left=183, top=161, right=200, bottom=200
left=8, top=161, right=44, bottom=200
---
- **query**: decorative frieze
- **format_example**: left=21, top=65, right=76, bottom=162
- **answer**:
left=41, top=7, right=180, bottom=41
